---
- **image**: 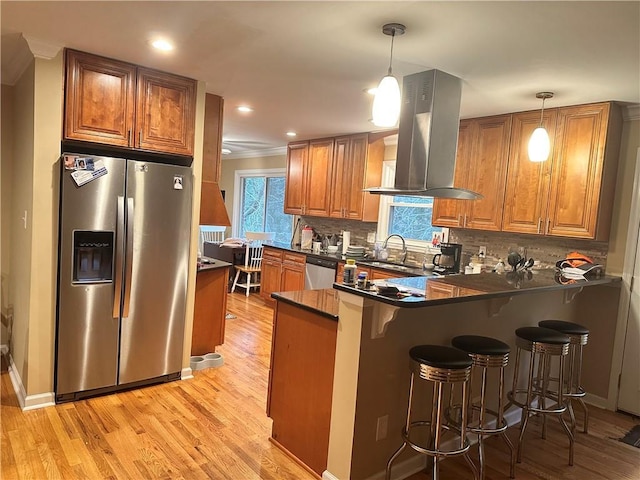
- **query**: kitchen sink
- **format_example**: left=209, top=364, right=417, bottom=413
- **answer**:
left=357, top=259, right=423, bottom=274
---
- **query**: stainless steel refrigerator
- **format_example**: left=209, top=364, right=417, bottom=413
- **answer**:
left=55, top=153, right=193, bottom=402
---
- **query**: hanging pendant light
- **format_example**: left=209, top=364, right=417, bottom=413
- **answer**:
left=372, top=23, right=405, bottom=128
left=528, top=92, right=554, bottom=162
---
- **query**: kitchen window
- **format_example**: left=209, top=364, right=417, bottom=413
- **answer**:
left=233, top=169, right=293, bottom=244
left=376, top=161, right=445, bottom=250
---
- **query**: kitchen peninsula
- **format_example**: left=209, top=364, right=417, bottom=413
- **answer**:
left=269, top=271, right=622, bottom=480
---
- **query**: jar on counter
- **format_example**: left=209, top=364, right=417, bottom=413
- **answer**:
left=343, top=259, right=357, bottom=285
left=356, top=271, right=369, bottom=289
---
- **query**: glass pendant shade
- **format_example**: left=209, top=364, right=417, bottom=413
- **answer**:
left=528, top=126, right=551, bottom=162
left=372, top=74, right=401, bottom=127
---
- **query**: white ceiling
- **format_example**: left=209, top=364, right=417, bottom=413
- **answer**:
left=2, top=1, right=639, bottom=157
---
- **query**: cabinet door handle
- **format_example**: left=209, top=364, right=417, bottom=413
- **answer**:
left=463, top=214, right=467, bottom=227
left=546, top=218, right=551, bottom=235
left=127, top=129, right=132, bottom=146
left=139, top=130, right=142, bottom=146
left=458, top=214, right=462, bottom=226
left=537, top=218, right=542, bottom=234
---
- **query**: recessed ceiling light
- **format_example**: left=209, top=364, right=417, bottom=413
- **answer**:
left=221, top=148, right=231, bottom=155
left=286, top=131, right=297, bottom=137
left=237, top=106, right=253, bottom=113
left=151, top=39, right=174, bottom=51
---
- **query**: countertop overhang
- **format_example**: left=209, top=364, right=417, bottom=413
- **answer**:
left=333, top=270, right=621, bottom=307
left=196, top=256, right=232, bottom=273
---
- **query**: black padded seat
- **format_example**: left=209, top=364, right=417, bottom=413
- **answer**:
left=538, top=320, right=589, bottom=336
left=410, top=345, right=473, bottom=370
left=515, top=326, right=570, bottom=345
left=452, top=335, right=510, bottom=356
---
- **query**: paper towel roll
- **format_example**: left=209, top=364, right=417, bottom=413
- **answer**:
left=342, top=231, right=350, bottom=254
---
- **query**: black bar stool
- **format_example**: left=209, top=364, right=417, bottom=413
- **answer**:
left=508, top=327, right=574, bottom=466
left=386, top=345, right=478, bottom=480
left=538, top=320, right=590, bottom=433
left=451, top=335, right=516, bottom=479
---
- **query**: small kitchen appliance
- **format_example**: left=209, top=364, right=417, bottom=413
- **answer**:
left=432, top=243, right=463, bottom=275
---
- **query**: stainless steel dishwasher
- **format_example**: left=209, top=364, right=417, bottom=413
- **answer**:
left=304, top=256, right=339, bottom=290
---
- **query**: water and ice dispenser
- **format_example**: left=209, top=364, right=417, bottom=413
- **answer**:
left=72, top=231, right=114, bottom=283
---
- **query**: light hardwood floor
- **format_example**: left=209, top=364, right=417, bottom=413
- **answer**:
left=2, top=291, right=639, bottom=479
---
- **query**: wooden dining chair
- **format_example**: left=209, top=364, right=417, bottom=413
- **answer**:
left=231, top=232, right=275, bottom=297
left=199, top=225, right=226, bottom=253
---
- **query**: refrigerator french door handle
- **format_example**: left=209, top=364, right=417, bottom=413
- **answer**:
left=113, top=196, right=125, bottom=318
left=123, top=198, right=135, bottom=318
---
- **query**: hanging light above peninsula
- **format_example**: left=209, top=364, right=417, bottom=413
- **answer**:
left=528, top=92, right=554, bottom=162
left=372, top=23, right=405, bottom=127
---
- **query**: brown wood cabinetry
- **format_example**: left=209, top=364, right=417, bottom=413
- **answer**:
left=260, top=247, right=306, bottom=301
left=336, top=263, right=413, bottom=282
left=64, top=49, right=196, bottom=156
left=432, top=120, right=473, bottom=227
left=329, top=134, right=384, bottom=221
left=267, top=301, right=337, bottom=476
left=502, top=109, right=557, bottom=234
left=285, top=134, right=385, bottom=220
left=284, top=139, right=333, bottom=216
left=191, top=266, right=230, bottom=355
left=435, top=102, right=621, bottom=240
left=432, top=115, right=511, bottom=231
left=502, top=102, right=621, bottom=240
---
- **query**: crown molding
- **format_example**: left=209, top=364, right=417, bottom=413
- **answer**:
left=224, top=146, right=287, bottom=160
left=1, top=35, right=63, bottom=86
left=23, top=35, right=63, bottom=60
left=623, top=104, right=640, bottom=121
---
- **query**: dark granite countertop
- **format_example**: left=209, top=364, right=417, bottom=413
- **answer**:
left=264, top=242, right=425, bottom=276
left=333, top=270, right=621, bottom=308
left=196, top=257, right=232, bottom=273
left=271, top=289, right=339, bottom=320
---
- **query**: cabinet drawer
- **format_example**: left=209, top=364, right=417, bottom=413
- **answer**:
left=263, top=247, right=283, bottom=261
left=283, top=252, right=306, bottom=265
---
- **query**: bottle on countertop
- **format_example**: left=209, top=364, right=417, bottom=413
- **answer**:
left=343, top=259, right=357, bottom=285
left=356, top=271, right=368, bottom=289
left=494, top=258, right=505, bottom=274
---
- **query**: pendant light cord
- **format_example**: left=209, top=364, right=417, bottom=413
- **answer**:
left=387, top=28, right=396, bottom=75
left=539, top=96, right=546, bottom=126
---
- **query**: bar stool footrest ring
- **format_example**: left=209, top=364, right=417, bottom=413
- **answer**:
left=402, top=420, right=471, bottom=457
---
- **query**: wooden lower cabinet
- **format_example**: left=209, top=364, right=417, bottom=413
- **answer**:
left=260, top=248, right=305, bottom=301
left=267, top=301, right=337, bottom=476
left=191, top=266, right=230, bottom=355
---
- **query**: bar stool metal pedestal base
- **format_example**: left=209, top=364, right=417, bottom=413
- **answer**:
left=386, top=345, right=478, bottom=480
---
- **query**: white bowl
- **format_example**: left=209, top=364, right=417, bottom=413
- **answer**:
left=327, top=245, right=339, bottom=253
left=423, top=263, right=435, bottom=272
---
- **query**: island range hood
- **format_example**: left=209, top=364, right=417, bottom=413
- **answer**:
left=367, top=69, right=481, bottom=199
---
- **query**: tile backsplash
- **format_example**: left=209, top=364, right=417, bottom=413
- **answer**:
left=300, top=216, right=610, bottom=271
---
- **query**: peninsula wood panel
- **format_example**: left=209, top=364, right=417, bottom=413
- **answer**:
left=432, top=120, right=473, bottom=227
left=284, top=142, right=308, bottom=215
left=136, top=68, right=196, bottom=156
left=502, top=109, right=557, bottom=234
left=64, top=49, right=135, bottom=146
left=268, top=301, right=337, bottom=476
left=465, top=114, right=512, bottom=231
left=191, top=266, right=229, bottom=355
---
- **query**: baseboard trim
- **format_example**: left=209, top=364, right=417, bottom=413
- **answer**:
left=584, top=392, right=609, bottom=410
left=5, top=352, right=55, bottom=410
left=181, top=367, right=193, bottom=380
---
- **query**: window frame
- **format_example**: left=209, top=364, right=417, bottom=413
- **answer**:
left=232, top=168, right=291, bottom=239
left=376, top=161, right=448, bottom=253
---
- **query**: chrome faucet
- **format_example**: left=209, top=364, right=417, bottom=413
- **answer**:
left=383, top=234, right=408, bottom=264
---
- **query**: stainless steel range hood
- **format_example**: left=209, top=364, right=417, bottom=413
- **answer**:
left=367, top=69, right=481, bottom=199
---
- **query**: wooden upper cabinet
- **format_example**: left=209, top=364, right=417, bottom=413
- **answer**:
left=329, top=137, right=351, bottom=219
left=502, top=109, right=557, bottom=234
left=432, top=120, right=472, bottom=227
left=64, top=50, right=135, bottom=147
left=305, top=139, right=334, bottom=217
left=64, top=49, right=197, bottom=156
left=329, top=134, right=372, bottom=220
left=135, top=68, right=196, bottom=156
left=465, top=114, right=512, bottom=231
left=284, top=142, right=308, bottom=215
left=433, top=116, right=511, bottom=231
left=547, top=102, right=621, bottom=239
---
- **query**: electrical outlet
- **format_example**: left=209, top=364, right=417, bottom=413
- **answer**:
left=376, top=415, right=388, bottom=441
left=479, top=245, right=487, bottom=256
left=367, top=232, right=376, bottom=243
